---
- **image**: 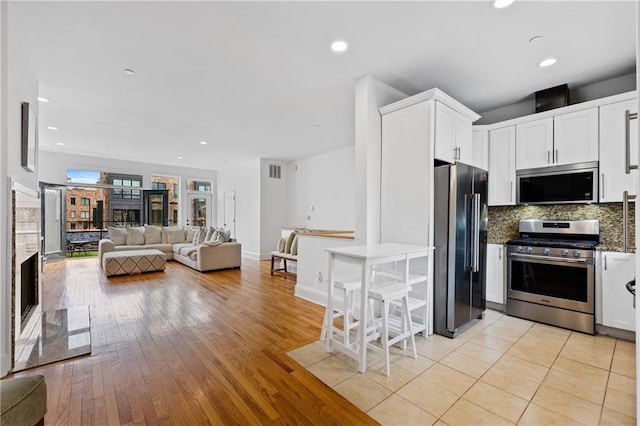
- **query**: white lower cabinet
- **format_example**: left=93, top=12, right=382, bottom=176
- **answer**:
left=600, top=251, right=635, bottom=331
left=486, top=244, right=505, bottom=304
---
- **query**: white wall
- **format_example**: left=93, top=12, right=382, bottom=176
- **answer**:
left=354, top=75, right=407, bottom=244
left=288, top=146, right=356, bottom=231
left=1, top=2, right=39, bottom=377
left=477, top=72, right=637, bottom=124
left=259, top=159, right=289, bottom=259
left=38, top=150, right=217, bottom=227
left=217, top=159, right=261, bottom=259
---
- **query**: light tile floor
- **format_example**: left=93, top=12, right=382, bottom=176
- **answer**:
left=287, top=310, right=637, bottom=425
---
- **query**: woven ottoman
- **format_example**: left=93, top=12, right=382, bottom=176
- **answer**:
left=102, top=249, right=166, bottom=277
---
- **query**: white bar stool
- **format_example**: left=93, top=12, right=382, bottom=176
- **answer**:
left=368, top=283, right=417, bottom=376
left=320, top=279, right=361, bottom=346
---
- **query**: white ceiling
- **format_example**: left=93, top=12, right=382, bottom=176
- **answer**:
left=10, top=1, right=637, bottom=171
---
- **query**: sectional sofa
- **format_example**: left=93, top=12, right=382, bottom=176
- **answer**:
left=98, top=225, right=241, bottom=272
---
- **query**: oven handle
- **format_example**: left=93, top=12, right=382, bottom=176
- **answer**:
left=509, top=253, right=589, bottom=263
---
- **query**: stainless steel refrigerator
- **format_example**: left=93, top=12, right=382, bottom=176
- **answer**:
left=434, top=162, right=488, bottom=338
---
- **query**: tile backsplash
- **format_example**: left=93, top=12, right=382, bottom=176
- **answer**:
left=488, top=203, right=635, bottom=252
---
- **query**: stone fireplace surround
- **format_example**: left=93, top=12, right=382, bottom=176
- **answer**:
left=11, top=180, right=42, bottom=369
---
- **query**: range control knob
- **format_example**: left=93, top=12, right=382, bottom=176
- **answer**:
left=526, top=247, right=533, bottom=253
left=561, top=249, right=569, bottom=256
left=573, top=249, right=581, bottom=257
left=517, top=246, right=523, bottom=252
left=543, top=248, right=550, bottom=255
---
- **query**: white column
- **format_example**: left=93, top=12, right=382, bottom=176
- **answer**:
left=354, top=75, right=406, bottom=245
left=0, top=0, right=10, bottom=377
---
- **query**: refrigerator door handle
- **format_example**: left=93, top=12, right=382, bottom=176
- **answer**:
left=466, top=194, right=474, bottom=271
left=472, top=193, right=481, bottom=272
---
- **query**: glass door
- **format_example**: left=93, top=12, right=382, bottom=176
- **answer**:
left=143, top=190, right=169, bottom=226
left=187, top=193, right=211, bottom=227
left=40, top=183, right=66, bottom=262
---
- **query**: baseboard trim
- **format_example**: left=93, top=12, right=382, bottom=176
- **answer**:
left=294, top=284, right=325, bottom=307
left=242, top=251, right=261, bottom=260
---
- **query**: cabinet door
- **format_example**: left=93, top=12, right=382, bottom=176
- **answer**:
left=471, top=128, right=489, bottom=170
left=516, top=118, right=553, bottom=170
left=455, top=114, right=473, bottom=164
left=554, top=108, right=599, bottom=166
left=599, top=99, right=638, bottom=202
left=488, top=126, right=516, bottom=206
left=486, top=244, right=505, bottom=304
left=601, top=252, right=635, bottom=331
left=434, top=102, right=456, bottom=163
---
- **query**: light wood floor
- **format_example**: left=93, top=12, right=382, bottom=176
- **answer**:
left=9, top=257, right=376, bottom=425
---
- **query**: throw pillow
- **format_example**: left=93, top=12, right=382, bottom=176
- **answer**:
left=290, top=235, right=299, bottom=256
left=185, top=228, right=196, bottom=243
left=284, top=231, right=296, bottom=253
left=109, top=226, right=127, bottom=246
left=144, top=225, right=162, bottom=244
left=192, top=229, right=201, bottom=245
left=277, top=237, right=286, bottom=252
left=217, top=229, right=231, bottom=243
left=126, top=227, right=145, bottom=245
left=204, top=227, right=214, bottom=242
left=202, top=240, right=222, bottom=247
left=166, top=228, right=186, bottom=244
left=162, top=226, right=182, bottom=244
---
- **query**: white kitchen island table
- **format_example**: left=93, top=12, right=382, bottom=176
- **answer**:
left=324, top=243, right=433, bottom=373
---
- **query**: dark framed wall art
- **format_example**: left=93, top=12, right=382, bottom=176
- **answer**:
left=21, top=101, right=37, bottom=172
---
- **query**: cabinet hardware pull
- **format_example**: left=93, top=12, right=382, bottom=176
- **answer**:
left=625, top=110, right=638, bottom=174
left=510, top=181, right=513, bottom=202
left=547, top=150, right=550, bottom=164
left=604, top=255, right=607, bottom=271
left=601, top=173, right=605, bottom=199
left=555, top=149, right=559, bottom=163
left=623, top=190, right=636, bottom=253
left=498, top=247, right=502, bottom=260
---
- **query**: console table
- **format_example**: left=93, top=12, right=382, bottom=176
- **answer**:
left=324, top=243, right=432, bottom=373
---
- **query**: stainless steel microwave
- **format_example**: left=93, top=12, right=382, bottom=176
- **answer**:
left=516, top=162, right=599, bottom=205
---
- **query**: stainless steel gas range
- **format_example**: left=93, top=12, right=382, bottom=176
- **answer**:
left=506, top=219, right=599, bottom=334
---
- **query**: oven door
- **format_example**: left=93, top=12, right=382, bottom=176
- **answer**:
left=507, top=251, right=594, bottom=314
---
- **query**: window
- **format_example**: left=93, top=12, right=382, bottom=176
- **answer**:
left=151, top=182, right=166, bottom=190
left=173, top=183, right=178, bottom=197
left=70, top=197, right=76, bottom=205
left=80, top=211, right=90, bottom=219
left=81, top=197, right=90, bottom=205
left=66, top=169, right=102, bottom=185
left=70, top=211, right=76, bottom=219
left=110, top=174, right=143, bottom=199
left=113, top=209, right=140, bottom=225
left=187, top=180, right=212, bottom=192
left=70, top=223, right=76, bottom=230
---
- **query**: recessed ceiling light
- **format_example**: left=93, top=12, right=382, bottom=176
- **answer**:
left=124, top=68, right=135, bottom=75
left=47, top=126, right=58, bottom=130
left=330, top=40, right=348, bottom=53
left=493, top=0, right=514, bottom=8
left=199, top=141, right=207, bottom=145
left=56, top=142, right=64, bottom=146
left=177, top=156, right=183, bottom=160
left=37, top=96, right=50, bottom=103
left=538, top=57, right=557, bottom=67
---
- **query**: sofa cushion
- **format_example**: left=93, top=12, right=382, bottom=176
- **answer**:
left=172, top=242, right=193, bottom=254
left=162, top=226, right=182, bottom=243
left=144, top=225, right=162, bottom=244
left=126, top=227, right=145, bottom=245
left=166, top=228, right=186, bottom=244
left=185, top=228, right=196, bottom=243
left=204, top=227, right=215, bottom=242
left=115, top=244, right=144, bottom=251
left=284, top=231, right=296, bottom=253
left=180, top=245, right=196, bottom=256
left=290, top=235, right=299, bottom=256
left=144, top=243, right=173, bottom=253
left=202, top=240, right=222, bottom=247
left=109, top=226, right=127, bottom=246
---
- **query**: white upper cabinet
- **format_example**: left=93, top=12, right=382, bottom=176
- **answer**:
left=600, top=251, right=635, bottom=331
left=599, top=99, right=638, bottom=202
left=488, top=126, right=516, bottom=206
left=471, top=127, right=489, bottom=171
left=515, top=108, right=598, bottom=170
left=515, top=118, right=553, bottom=170
left=435, top=102, right=472, bottom=164
left=553, top=108, right=599, bottom=165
